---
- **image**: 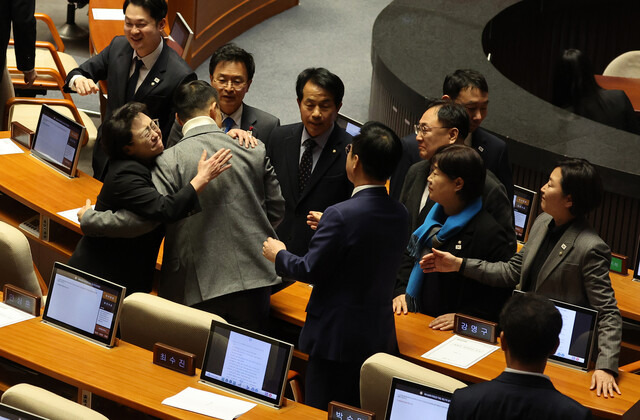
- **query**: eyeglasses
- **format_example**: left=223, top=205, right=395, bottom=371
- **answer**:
left=140, top=119, right=160, bottom=141
left=213, top=78, right=247, bottom=90
left=414, top=124, right=451, bottom=136
left=345, top=144, right=352, bottom=155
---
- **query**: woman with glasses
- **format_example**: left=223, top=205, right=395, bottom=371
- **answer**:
left=421, top=158, right=622, bottom=397
left=68, top=102, right=231, bottom=295
left=396, top=144, right=514, bottom=330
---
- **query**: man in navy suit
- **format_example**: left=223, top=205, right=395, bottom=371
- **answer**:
left=166, top=43, right=280, bottom=147
left=266, top=68, right=353, bottom=256
left=447, top=292, right=591, bottom=420
left=263, top=122, right=408, bottom=410
left=64, top=0, right=196, bottom=180
left=390, top=69, right=514, bottom=199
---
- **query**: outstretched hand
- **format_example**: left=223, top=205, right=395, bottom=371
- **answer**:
left=227, top=129, right=258, bottom=148
left=306, top=211, right=323, bottom=230
left=191, top=149, right=232, bottom=192
left=420, top=248, right=462, bottom=273
left=590, top=369, right=621, bottom=398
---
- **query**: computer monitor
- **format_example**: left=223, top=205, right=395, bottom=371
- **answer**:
left=166, top=12, right=193, bottom=59
left=513, top=185, right=538, bottom=243
left=30, top=105, right=85, bottom=178
left=336, top=113, right=363, bottom=137
left=633, top=234, right=640, bottom=282
left=0, top=403, right=47, bottom=420
left=384, top=377, right=453, bottom=420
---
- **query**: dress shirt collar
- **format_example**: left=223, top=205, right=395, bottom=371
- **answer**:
left=301, top=124, right=333, bottom=151
left=132, top=38, right=163, bottom=71
left=504, top=367, right=550, bottom=380
left=463, top=131, right=473, bottom=147
left=182, top=116, right=218, bottom=136
left=221, top=104, right=244, bottom=131
left=352, top=185, right=386, bottom=197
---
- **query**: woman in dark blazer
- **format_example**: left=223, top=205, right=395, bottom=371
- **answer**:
left=393, top=145, right=514, bottom=330
left=69, top=102, right=230, bottom=295
left=422, top=158, right=622, bottom=398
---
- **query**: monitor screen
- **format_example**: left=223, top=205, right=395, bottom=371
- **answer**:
left=41, top=262, right=125, bottom=348
left=513, top=185, right=537, bottom=243
left=200, top=320, right=293, bottom=408
left=336, top=113, right=363, bottom=137
left=633, top=235, right=640, bottom=281
left=30, top=105, right=85, bottom=177
left=384, top=377, right=452, bottom=420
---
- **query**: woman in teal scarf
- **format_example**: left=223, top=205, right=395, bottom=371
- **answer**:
left=395, top=145, right=514, bottom=330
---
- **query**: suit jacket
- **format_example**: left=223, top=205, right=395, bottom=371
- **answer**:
left=266, top=122, right=353, bottom=255
left=447, top=371, right=591, bottom=420
left=388, top=130, right=514, bottom=201
left=64, top=36, right=196, bottom=180
left=153, top=124, right=285, bottom=305
left=69, top=159, right=198, bottom=294
left=572, top=89, right=640, bottom=135
left=165, top=102, right=280, bottom=148
left=0, top=0, right=35, bottom=83
left=275, top=187, right=409, bottom=362
left=464, top=213, right=622, bottom=373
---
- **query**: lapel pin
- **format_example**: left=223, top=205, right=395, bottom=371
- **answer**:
left=561, top=243, right=567, bottom=250
left=559, top=251, right=563, bottom=256
left=478, top=146, right=484, bottom=152
left=332, top=149, right=336, bottom=153
left=455, top=240, right=462, bottom=250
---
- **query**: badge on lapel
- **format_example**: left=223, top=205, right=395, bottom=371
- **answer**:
left=151, top=77, right=161, bottom=87
left=559, top=243, right=567, bottom=256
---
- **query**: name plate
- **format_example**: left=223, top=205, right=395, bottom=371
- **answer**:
left=610, top=253, right=628, bottom=275
left=328, top=401, right=375, bottom=420
left=153, top=343, right=196, bottom=376
left=3, top=284, right=41, bottom=316
left=454, top=313, right=498, bottom=344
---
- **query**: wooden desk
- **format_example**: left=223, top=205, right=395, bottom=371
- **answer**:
left=0, top=317, right=324, bottom=419
left=611, top=271, right=640, bottom=323
left=595, top=75, right=640, bottom=114
left=270, top=282, right=640, bottom=419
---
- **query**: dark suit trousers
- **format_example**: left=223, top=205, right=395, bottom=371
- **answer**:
left=305, top=355, right=362, bottom=410
left=192, top=286, right=271, bottom=334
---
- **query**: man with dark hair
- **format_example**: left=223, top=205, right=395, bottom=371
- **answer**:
left=80, top=80, right=285, bottom=332
left=166, top=43, right=280, bottom=147
left=64, top=0, right=196, bottom=180
left=266, top=67, right=353, bottom=256
left=393, top=100, right=515, bottom=316
left=447, top=293, right=591, bottom=420
left=263, top=121, right=408, bottom=410
left=390, top=69, right=514, bottom=200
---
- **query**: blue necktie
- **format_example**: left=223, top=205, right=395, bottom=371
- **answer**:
left=223, top=117, right=234, bottom=133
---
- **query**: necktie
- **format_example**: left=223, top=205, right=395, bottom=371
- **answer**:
left=126, top=57, right=144, bottom=101
left=299, top=139, right=315, bottom=193
left=223, top=117, right=234, bottom=133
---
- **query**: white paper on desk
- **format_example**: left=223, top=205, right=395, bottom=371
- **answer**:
left=58, top=205, right=95, bottom=226
left=422, top=335, right=499, bottom=369
left=92, top=8, right=125, bottom=20
left=162, top=387, right=256, bottom=420
left=0, top=138, right=24, bottom=155
left=0, top=303, right=35, bottom=328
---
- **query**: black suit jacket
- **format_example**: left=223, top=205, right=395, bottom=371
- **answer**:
left=389, top=129, right=514, bottom=201
left=64, top=36, right=196, bottom=180
left=68, top=159, right=198, bottom=294
left=165, top=102, right=280, bottom=148
left=0, top=0, right=35, bottom=83
left=572, top=89, right=640, bottom=135
left=447, top=372, right=591, bottom=420
left=266, top=123, right=353, bottom=255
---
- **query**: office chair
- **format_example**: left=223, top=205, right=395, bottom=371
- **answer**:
left=603, top=51, right=640, bottom=79
left=359, top=353, right=466, bottom=417
left=0, top=222, right=46, bottom=297
left=1, top=383, right=107, bottom=420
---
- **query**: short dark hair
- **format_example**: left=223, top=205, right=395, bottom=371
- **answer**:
left=296, top=67, right=344, bottom=106
left=427, top=99, right=470, bottom=140
left=122, top=0, right=167, bottom=23
left=500, top=292, right=562, bottom=364
left=208, top=43, right=255, bottom=80
left=556, top=158, right=603, bottom=217
left=443, top=69, right=489, bottom=99
left=551, top=49, right=602, bottom=113
left=174, top=80, right=219, bottom=122
left=431, top=144, right=485, bottom=203
left=102, top=102, right=148, bottom=160
left=351, top=121, right=402, bottom=181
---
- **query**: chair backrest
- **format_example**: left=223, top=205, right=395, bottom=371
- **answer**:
left=360, top=353, right=467, bottom=417
left=1, top=383, right=107, bottom=420
left=603, top=51, right=640, bottom=78
left=0, top=222, right=42, bottom=296
left=119, top=293, right=226, bottom=365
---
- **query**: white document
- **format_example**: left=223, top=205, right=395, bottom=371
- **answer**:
left=58, top=205, right=94, bottom=226
left=422, top=335, right=499, bottom=368
left=0, top=138, right=24, bottom=155
left=0, top=302, right=35, bottom=328
left=92, top=8, right=125, bottom=20
left=162, top=387, right=256, bottom=420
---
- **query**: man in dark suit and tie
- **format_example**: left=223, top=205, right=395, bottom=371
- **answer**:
left=64, top=0, right=196, bottom=180
left=266, top=67, right=353, bottom=256
left=166, top=43, right=280, bottom=147
left=447, top=292, right=591, bottom=420
left=263, top=121, right=408, bottom=410
left=390, top=69, right=514, bottom=200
